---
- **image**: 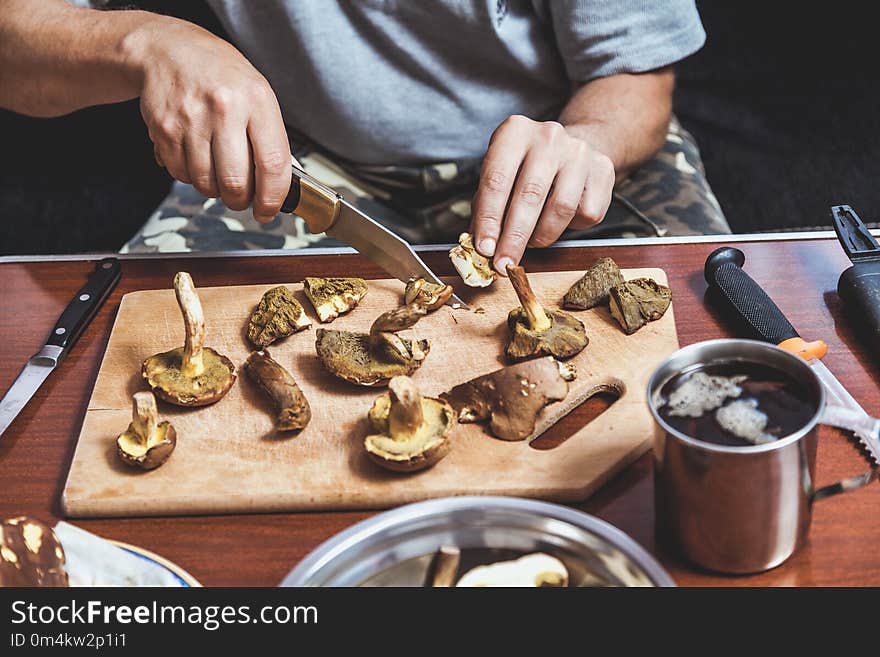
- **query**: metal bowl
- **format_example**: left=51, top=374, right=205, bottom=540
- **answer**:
left=280, top=496, right=674, bottom=587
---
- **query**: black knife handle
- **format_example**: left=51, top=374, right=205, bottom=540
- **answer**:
left=46, top=258, right=121, bottom=351
left=704, top=247, right=799, bottom=344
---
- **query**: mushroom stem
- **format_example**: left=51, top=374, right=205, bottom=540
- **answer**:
left=425, top=546, right=461, bottom=587
left=387, top=376, right=425, bottom=439
left=173, top=272, right=206, bottom=377
left=130, top=391, right=158, bottom=445
left=506, top=265, right=551, bottom=332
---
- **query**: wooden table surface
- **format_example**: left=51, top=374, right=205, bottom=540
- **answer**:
left=2, top=238, right=878, bottom=587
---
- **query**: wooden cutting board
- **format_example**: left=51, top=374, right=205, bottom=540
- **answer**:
left=62, top=269, right=678, bottom=517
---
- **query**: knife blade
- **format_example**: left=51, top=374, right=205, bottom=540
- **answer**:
left=281, top=164, right=467, bottom=308
left=0, top=258, right=121, bottom=439
left=704, top=246, right=880, bottom=467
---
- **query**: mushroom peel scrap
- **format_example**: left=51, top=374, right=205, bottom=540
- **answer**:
left=441, top=356, right=576, bottom=441
left=116, top=391, right=177, bottom=470
left=142, top=272, right=236, bottom=406
left=315, top=302, right=431, bottom=386
left=404, top=277, right=454, bottom=311
left=449, top=232, right=497, bottom=288
left=365, top=376, right=455, bottom=472
left=505, top=265, right=588, bottom=362
left=245, top=349, right=311, bottom=431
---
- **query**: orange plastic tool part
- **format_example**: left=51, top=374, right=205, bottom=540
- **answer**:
left=777, top=337, right=828, bottom=361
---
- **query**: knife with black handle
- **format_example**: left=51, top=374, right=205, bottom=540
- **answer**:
left=704, top=246, right=880, bottom=467
left=0, top=258, right=121, bottom=439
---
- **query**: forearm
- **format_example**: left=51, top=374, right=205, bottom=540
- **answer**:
left=0, top=0, right=159, bottom=117
left=559, top=68, right=674, bottom=179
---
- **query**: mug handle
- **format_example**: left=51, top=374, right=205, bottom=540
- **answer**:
left=811, top=405, right=879, bottom=502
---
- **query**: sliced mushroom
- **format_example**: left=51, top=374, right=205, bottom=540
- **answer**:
left=116, top=391, right=177, bottom=470
left=449, top=232, right=497, bottom=288
left=456, top=553, right=568, bottom=587
left=303, top=277, right=368, bottom=322
left=562, top=257, right=624, bottom=310
left=247, top=285, right=310, bottom=348
left=404, top=277, right=454, bottom=311
left=365, top=376, right=455, bottom=472
left=315, top=303, right=431, bottom=386
left=608, top=278, right=672, bottom=335
left=142, top=272, right=236, bottom=406
left=441, top=356, right=576, bottom=441
left=0, top=517, right=68, bottom=587
left=505, top=265, right=588, bottom=362
left=245, top=349, right=311, bottom=431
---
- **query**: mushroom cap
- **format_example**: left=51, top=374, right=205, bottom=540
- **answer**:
left=404, top=277, right=454, bottom=311
left=247, top=285, right=311, bottom=348
left=116, top=421, right=177, bottom=470
left=303, top=277, right=368, bottom=323
left=456, top=552, right=568, bottom=587
left=365, top=392, right=454, bottom=472
left=562, top=257, right=624, bottom=310
left=506, top=307, right=588, bottom=361
left=142, top=347, right=236, bottom=406
left=315, top=329, right=430, bottom=386
left=449, top=233, right=497, bottom=288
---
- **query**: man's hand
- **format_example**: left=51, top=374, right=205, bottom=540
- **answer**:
left=128, top=18, right=292, bottom=222
left=471, top=115, right=614, bottom=274
left=470, top=70, right=675, bottom=274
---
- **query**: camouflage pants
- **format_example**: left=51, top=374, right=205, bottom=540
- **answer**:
left=121, top=116, right=729, bottom=254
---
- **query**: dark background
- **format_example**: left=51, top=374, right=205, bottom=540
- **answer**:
left=2, top=1, right=878, bottom=254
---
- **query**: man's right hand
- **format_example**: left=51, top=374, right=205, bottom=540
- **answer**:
left=124, top=16, right=292, bottom=222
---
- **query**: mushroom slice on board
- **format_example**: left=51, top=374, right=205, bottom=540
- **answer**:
left=303, top=277, right=368, bottom=323
left=364, top=376, right=455, bottom=472
left=505, top=265, right=588, bottom=362
left=608, top=278, right=672, bottom=335
left=315, top=303, right=431, bottom=386
left=562, top=257, right=624, bottom=310
left=449, top=233, right=497, bottom=288
left=441, top=356, right=576, bottom=441
left=247, top=285, right=311, bottom=348
left=116, top=391, right=177, bottom=470
left=142, top=272, right=236, bottom=406
left=0, top=516, right=68, bottom=587
left=456, top=552, right=568, bottom=587
left=404, top=277, right=454, bottom=311
left=245, top=349, right=311, bottom=432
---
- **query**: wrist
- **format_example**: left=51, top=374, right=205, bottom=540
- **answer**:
left=116, top=12, right=172, bottom=94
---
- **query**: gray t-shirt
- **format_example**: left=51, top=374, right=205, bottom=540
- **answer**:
left=205, top=1, right=705, bottom=165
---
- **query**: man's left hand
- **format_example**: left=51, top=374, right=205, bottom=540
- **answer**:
left=470, top=114, right=615, bottom=275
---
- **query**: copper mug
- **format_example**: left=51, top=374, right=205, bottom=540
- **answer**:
left=647, top=339, right=875, bottom=574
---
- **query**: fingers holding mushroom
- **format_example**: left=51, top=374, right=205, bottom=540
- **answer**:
left=142, top=272, right=236, bottom=406
left=116, top=391, right=177, bottom=470
left=365, top=375, right=455, bottom=472
left=449, top=233, right=497, bottom=288
left=245, top=349, right=311, bottom=432
left=505, top=265, right=588, bottom=362
left=315, top=302, right=431, bottom=386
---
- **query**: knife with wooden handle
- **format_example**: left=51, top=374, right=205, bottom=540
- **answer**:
left=281, top=164, right=467, bottom=307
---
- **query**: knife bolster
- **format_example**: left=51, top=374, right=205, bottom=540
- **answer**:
left=282, top=174, right=340, bottom=233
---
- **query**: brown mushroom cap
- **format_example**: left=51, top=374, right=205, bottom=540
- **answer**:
left=608, top=278, right=672, bottom=335
left=116, top=390, right=177, bottom=470
left=404, top=277, right=454, bottom=311
left=365, top=376, right=454, bottom=472
left=449, top=232, right=497, bottom=288
left=0, top=516, right=68, bottom=587
left=142, top=347, right=236, bottom=406
left=142, top=272, right=236, bottom=406
left=247, top=285, right=311, bottom=348
left=315, top=303, right=431, bottom=386
left=562, top=257, right=624, bottom=310
left=442, top=356, right=576, bottom=441
left=303, top=277, right=368, bottom=323
left=505, top=265, right=588, bottom=362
